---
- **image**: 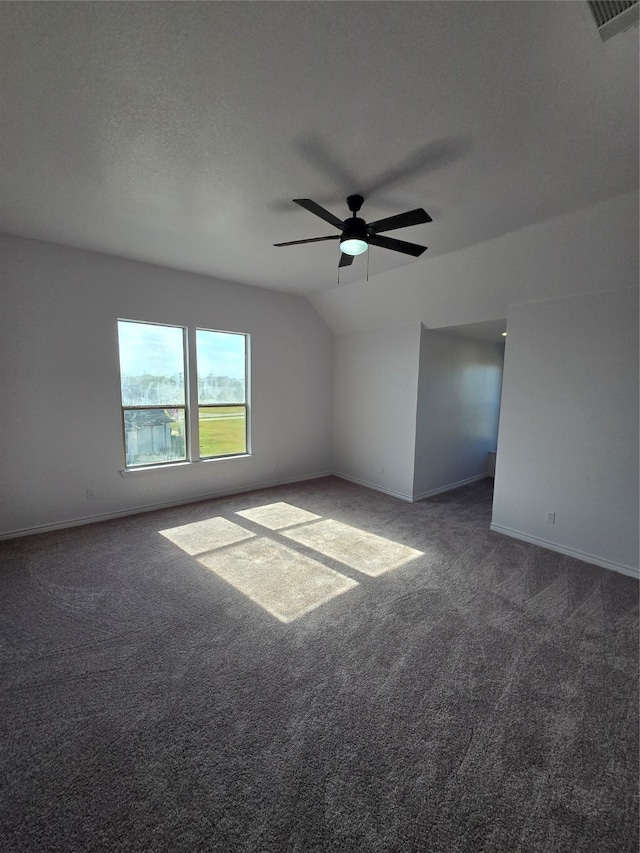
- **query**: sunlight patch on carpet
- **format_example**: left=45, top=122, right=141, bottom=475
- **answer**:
left=197, top=538, right=358, bottom=622
left=159, top=517, right=255, bottom=556
left=235, top=502, right=321, bottom=530
left=282, top=520, right=424, bottom=576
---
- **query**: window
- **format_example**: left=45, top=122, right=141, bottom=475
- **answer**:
left=196, top=328, right=248, bottom=459
left=117, top=320, right=249, bottom=468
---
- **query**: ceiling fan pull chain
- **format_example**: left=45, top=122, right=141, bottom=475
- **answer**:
left=367, top=246, right=370, bottom=281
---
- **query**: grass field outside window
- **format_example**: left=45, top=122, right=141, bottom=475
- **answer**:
left=199, top=406, right=247, bottom=457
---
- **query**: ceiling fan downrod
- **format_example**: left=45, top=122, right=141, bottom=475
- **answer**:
left=346, top=194, right=364, bottom=216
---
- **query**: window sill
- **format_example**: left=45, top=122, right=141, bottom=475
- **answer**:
left=120, top=454, right=252, bottom=477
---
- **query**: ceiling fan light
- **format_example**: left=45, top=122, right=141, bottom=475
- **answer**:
left=340, top=237, right=368, bottom=256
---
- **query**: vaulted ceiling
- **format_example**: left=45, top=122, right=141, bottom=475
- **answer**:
left=1, top=2, right=638, bottom=332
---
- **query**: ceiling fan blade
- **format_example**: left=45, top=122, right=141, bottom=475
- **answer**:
left=274, top=235, right=339, bottom=247
left=338, top=251, right=354, bottom=267
left=367, top=208, right=432, bottom=233
left=293, top=199, right=346, bottom=230
left=368, top=234, right=427, bottom=257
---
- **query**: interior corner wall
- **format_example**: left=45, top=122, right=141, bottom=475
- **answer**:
left=414, top=329, right=504, bottom=500
left=0, top=233, right=334, bottom=537
left=332, top=324, right=421, bottom=500
left=491, top=286, right=639, bottom=576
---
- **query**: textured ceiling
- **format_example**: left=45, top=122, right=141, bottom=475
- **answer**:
left=1, top=2, right=638, bottom=308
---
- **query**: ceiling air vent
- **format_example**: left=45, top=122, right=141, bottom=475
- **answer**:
left=588, top=0, right=639, bottom=41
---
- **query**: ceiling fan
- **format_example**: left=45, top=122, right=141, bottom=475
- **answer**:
left=274, top=195, right=432, bottom=267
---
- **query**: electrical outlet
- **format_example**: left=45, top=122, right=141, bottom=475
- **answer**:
left=545, top=511, right=555, bottom=523
left=87, top=488, right=96, bottom=500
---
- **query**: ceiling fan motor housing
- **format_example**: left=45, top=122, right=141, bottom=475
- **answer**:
left=342, top=217, right=369, bottom=242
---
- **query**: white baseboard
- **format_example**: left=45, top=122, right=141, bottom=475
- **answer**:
left=0, top=472, right=333, bottom=540
left=489, top=523, right=639, bottom=580
left=8, top=473, right=636, bottom=586
left=326, top=472, right=490, bottom=503
left=331, top=473, right=414, bottom=503
left=413, top=473, right=489, bottom=502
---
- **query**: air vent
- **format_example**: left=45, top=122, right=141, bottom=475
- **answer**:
left=588, top=0, right=639, bottom=41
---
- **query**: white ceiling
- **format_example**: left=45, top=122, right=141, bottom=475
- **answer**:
left=1, top=2, right=638, bottom=323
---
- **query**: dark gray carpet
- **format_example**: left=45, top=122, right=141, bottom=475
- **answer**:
left=1, top=476, right=638, bottom=852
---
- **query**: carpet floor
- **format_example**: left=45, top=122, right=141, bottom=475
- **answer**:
left=1, top=476, right=638, bottom=852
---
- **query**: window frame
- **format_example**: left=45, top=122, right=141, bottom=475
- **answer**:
left=117, top=318, right=250, bottom=471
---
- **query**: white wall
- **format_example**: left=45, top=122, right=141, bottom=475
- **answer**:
left=492, top=287, right=639, bottom=576
left=0, top=234, right=334, bottom=536
left=414, top=329, right=504, bottom=499
left=332, top=325, right=421, bottom=500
